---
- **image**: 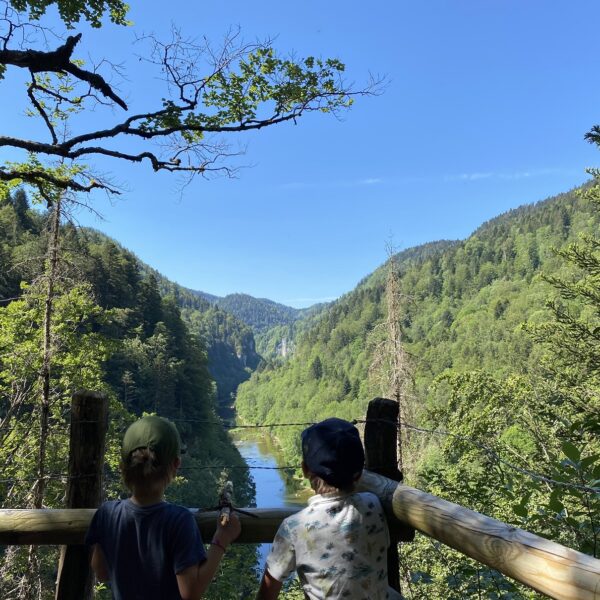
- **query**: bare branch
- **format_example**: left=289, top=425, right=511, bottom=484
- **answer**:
left=27, top=72, right=58, bottom=143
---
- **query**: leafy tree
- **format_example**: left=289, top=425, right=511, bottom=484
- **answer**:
left=309, top=355, right=323, bottom=380
left=0, top=0, right=378, bottom=198
left=7, top=0, right=128, bottom=27
left=10, top=190, right=33, bottom=231
left=0, top=193, right=259, bottom=598
left=0, top=282, right=114, bottom=598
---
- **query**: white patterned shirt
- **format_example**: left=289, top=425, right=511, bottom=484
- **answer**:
left=266, top=491, right=390, bottom=600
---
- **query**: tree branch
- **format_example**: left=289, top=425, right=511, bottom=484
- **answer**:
left=0, top=32, right=127, bottom=109
left=27, top=73, right=57, bottom=144
left=1, top=22, right=383, bottom=195
left=0, top=166, right=120, bottom=193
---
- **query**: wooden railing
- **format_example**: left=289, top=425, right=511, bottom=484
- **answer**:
left=357, top=471, right=600, bottom=600
left=0, top=394, right=598, bottom=600
left=1, top=478, right=599, bottom=600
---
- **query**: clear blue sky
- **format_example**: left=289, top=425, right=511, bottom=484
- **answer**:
left=3, top=1, right=600, bottom=307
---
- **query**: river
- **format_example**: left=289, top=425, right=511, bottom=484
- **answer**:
left=230, top=430, right=310, bottom=566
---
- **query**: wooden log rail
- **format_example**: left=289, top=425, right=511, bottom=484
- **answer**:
left=358, top=471, right=600, bottom=600
left=0, top=507, right=297, bottom=545
left=1, top=472, right=599, bottom=600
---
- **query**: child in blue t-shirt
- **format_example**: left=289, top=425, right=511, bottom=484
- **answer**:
left=86, top=416, right=240, bottom=599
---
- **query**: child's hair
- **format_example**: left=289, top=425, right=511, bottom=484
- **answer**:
left=119, top=415, right=182, bottom=492
left=120, top=447, right=174, bottom=491
left=307, top=473, right=354, bottom=495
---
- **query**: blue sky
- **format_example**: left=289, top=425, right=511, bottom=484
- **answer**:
left=3, top=1, right=600, bottom=307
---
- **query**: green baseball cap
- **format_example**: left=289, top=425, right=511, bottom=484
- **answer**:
left=121, top=416, right=182, bottom=465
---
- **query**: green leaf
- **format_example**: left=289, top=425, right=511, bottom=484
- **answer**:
left=410, top=571, right=433, bottom=585
left=580, top=455, right=599, bottom=469
left=562, top=441, right=581, bottom=462
left=548, top=490, right=564, bottom=513
left=512, top=503, right=528, bottom=518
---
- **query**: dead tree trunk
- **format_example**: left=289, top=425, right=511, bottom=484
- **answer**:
left=25, top=194, right=63, bottom=598
left=33, top=195, right=62, bottom=511
left=369, top=245, right=413, bottom=476
left=384, top=248, right=412, bottom=473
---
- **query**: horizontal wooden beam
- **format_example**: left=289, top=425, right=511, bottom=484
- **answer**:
left=358, top=471, right=600, bottom=600
left=0, top=507, right=298, bottom=546
left=1, top=472, right=599, bottom=600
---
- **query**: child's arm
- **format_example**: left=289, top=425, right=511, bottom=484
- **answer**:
left=176, top=512, right=241, bottom=600
left=90, top=544, right=110, bottom=582
left=256, top=518, right=294, bottom=600
left=256, top=569, right=283, bottom=600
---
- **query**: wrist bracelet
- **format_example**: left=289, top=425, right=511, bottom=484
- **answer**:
left=210, top=538, right=227, bottom=553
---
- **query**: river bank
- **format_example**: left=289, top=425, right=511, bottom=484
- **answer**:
left=229, top=429, right=310, bottom=565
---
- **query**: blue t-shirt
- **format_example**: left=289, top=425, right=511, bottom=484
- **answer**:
left=86, top=499, right=206, bottom=600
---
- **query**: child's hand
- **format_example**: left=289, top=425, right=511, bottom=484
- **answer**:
left=214, top=512, right=241, bottom=548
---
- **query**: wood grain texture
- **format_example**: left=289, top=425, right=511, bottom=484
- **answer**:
left=56, top=391, right=108, bottom=600
left=0, top=509, right=96, bottom=545
left=392, top=486, right=600, bottom=600
left=364, top=397, right=413, bottom=593
left=195, top=509, right=299, bottom=543
left=358, top=471, right=600, bottom=600
left=0, top=508, right=299, bottom=545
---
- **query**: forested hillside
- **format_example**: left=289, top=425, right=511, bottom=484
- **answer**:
left=193, top=291, right=330, bottom=361
left=0, top=192, right=256, bottom=596
left=209, top=293, right=306, bottom=359
left=250, top=302, right=332, bottom=362
left=236, top=183, right=600, bottom=598
left=141, top=274, right=262, bottom=409
left=236, top=188, right=584, bottom=433
left=214, top=293, right=300, bottom=333
left=2, top=181, right=598, bottom=599
left=183, top=304, right=261, bottom=410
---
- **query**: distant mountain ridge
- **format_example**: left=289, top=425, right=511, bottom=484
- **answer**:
left=101, top=245, right=325, bottom=395
left=195, top=292, right=303, bottom=332
left=235, top=182, right=594, bottom=455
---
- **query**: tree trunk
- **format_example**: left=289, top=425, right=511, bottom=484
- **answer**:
left=26, top=195, right=62, bottom=599
left=33, top=195, right=62, bottom=510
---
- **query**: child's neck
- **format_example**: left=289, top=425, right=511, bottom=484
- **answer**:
left=130, top=486, right=166, bottom=506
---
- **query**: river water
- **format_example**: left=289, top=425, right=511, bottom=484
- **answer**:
left=230, top=431, right=310, bottom=565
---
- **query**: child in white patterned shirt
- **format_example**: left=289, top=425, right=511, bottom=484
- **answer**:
left=257, top=418, right=396, bottom=600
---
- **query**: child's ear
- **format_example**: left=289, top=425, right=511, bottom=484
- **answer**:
left=174, top=456, right=181, bottom=470
left=301, top=461, right=309, bottom=478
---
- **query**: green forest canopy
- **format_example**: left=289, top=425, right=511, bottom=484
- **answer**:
left=236, top=181, right=600, bottom=598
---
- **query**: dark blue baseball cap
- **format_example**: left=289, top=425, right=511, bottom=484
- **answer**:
left=301, top=418, right=365, bottom=488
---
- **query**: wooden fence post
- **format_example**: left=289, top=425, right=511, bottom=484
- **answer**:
left=364, top=398, right=415, bottom=595
left=55, top=391, right=108, bottom=600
